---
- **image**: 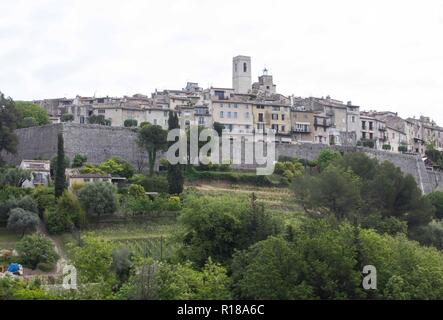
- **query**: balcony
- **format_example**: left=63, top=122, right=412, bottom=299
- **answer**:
left=293, top=125, right=311, bottom=133
left=314, top=118, right=332, bottom=127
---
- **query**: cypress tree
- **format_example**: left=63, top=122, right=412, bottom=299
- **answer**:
left=167, top=111, right=184, bottom=195
left=54, top=133, right=66, bottom=198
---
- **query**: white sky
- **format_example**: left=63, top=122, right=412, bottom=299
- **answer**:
left=1, top=0, right=442, bottom=124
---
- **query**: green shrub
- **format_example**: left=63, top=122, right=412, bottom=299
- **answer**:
left=72, top=154, right=88, bottom=168
left=398, top=145, right=408, bottom=153
left=0, top=186, right=31, bottom=202
left=382, top=144, right=391, bottom=150
left=167, top=196, right=182, bottom=211
left=16, top=234, right=58, bottom=269
left=186, top=168, right=274, bottom=186
left=0, top=168, right=31, bottom=187
left=32, top=187, right=55, bottom=215
left=124, top=119, right=138, bottom=127
left=130, top=174, right=169, bottom=193
left=128, top=184, right=145, bottom=198
left=78, top=182, right=118, bottom=220
left=16, top=195, right=38, bottom=214
left=125, top=196, right=153, bottom=216
left=44, top=207, right=72, bottom=235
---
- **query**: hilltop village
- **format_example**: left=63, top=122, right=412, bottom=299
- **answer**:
left=34, top=55, right=443, bottom=157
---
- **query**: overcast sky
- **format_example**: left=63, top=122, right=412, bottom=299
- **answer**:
left=1, top=0, right=442, bottom=124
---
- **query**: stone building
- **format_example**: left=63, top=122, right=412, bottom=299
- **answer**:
left=291, top=109, right=315, bottom=143
left=232, top=55, right=252, bottom=94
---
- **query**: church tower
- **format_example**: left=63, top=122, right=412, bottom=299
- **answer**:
left=232, top=55, right=251, bottom=94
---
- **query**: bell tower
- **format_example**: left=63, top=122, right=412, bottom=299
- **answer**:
left=232, top=55, right=251, bottom=94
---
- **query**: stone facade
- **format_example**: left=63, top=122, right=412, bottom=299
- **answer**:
left=2, top=124, right=440, bottom=194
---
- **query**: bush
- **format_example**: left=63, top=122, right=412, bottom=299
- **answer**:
left=426, top=192, right=443, bottom=220
left=0, top=186, right=31, bottom=202
left=398, top=145, right=408, bottom=153
left=32, top=187, right=55, bottom=215
left=124, top=194, right=181, bottom=216
left=72, top=154, right=88, bottom=168
left=125, top=196, right=153, bottom=216
left=45, top=207, right=72, bottom=235
left=382, top=144, right=391, bottom=150
left=16, top=195, right=38, bottom=214
left=7, top=208, right=40, bottom=236
left=130, top=174, right=169, bottom=193
left=16, top=234, right=58, bottom=270
left=98, top=157, right=135, bottom=179
left=61, top=113, right=74, bottom=122
left=128, top=184, right=145, bottom=198
left=186, top=167, right=274, bottom=187
left=45, top=191, right=85, bottom=234
left=0, top=168, right=31, bottom=187
left=124, top=119, right=138, bottom=127
left=317, top=149, right=342, bottom=171
left=360, top=214, right=408, bottom=236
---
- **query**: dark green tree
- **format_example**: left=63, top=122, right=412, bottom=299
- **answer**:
left=77, top=182, right=118, bottom=222
left=54, top=133, right=66, bottom=198
left=137, top=123, right=168, bottom=176
left=0, top=92, right=20, bottom=164
left=167, top=111, right=184, bottom=194
left=7, top=208, right=40, bottom=237
left=15, top=101, right=50, bottom=128
left=72, top=154, right=88, bottom=168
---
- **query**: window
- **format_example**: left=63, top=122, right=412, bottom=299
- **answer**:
left=98, top=109, right=105, bottom=114
left=352, top=116, right=355, bottom=123
left=199, top=117, right=204, bottom=125
left=272, top=114, right=279, bottom=120
left=235, top=63, right=237, bottom=72
left=271, top=124, right=278, bottom=132
left=282, top=114, right=285, bottom=121
left=258, top=113, right=264, bottom=122
left=220, top=111, right=224, bottom=118
left=362, top=132, right=366, bottom=139
left=243, top=62, right=247, bottom=72
left=369, top=122, right=373, bottom=130
left=362, top=121, right=366, bottom=130
left=164, top=111, right=168, bottom=117
left=234, top=112, right=238, bottom=119
left=234, top=104, right=238, bottom=108
left=228, top=112, right=232, bottom=118
left=214, top=91, right=225, bottom=100
left=245, top=112, right=250, bottom=119
left=272, top=106, right=280, bottom=111
left=154, top=119, right=157, bottom=125
left=281, top=125, right=285, bottom=132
